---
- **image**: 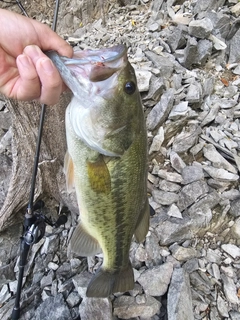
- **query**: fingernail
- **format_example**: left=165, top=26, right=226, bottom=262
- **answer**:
left=18, top=55, right=31, bottom=68
left=41, top=58, right=55, bottom=74
left=24, top=45, right=42, bottom=57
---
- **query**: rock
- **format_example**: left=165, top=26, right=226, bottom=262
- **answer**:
left=230, top=217, right=240, bottom=238
left=221, top=243, right=240, bottom=259
left=0, top=110, right=11, bottom=137
left=34, top=294, right=72, bottom=320
left=167, top=268, right=194, bottom=320
left=181, top=164, right=204, bottom=184
left=0, top=128, right=12, bottom=154
left=170, top=244, right=197, bottom=262
left=149, top=126, right=164, bottom=154
left=206, top=248, right=222, bottom=264
left=142, top=76, right=165, bottom=105
left=185, top=83, right=202, bottom=103
left=229, top=198, right=240, bottom=217
left=169, top=101, right=189, bottom=120
left=0, top=284, right=11, bottom=304
left=41, top=235, right=59, bottom=255
left=189, top=18, right=213, bottom=39
left=169, top=151, right=186, bottom=173
left=167, top=25, right=186, bottom=52
left=66, top=291, right=81, bottom=308
left=231, top=2, right=240, bottom=16
left=146, top=89, right=175, bottom=131
left=189, top=270, right=213, bottom=295
left=172, top=125, right=202, bottom=153
left=203, top=144, right=237, bottom=173
left=201, top=104, right=220, bottom=127
left=155, top=215, right=193, bottom=245
left=193, top=0, right=225, bottom=14
left=152, top=189, right=179, bottom=206
left=72, top=272, right=92, bottom=298
left=0, top=262, right=15, bottom=286
left=229, top=311, right=240, bottom=320
left=183, top=258, right=199, bottom=274
left=167, top=204, right=183, bottom=219
left=144, top=51, right=175, bottom=78
left=159, top=180, right=181, bottom=192
left=198, top=39, right=212, bottom=65
left=135, top=70, right=152, bottom=92
left=145, top=232, right=163, bottom=267
left=137, top=262, right=173, bottom=296
left=222, top=274, right=239, bottom=304
left=79, top=297, right=112, bottom=320
left=228, top=28, right=240, bottom=63
left=40, top=270, right=54, bottom=289
left=216, top=294, right=229, bottom=318
left=158, top=170, right=183, bottom=183
left=202, top=166, right=239, bottom=182
left=177, top=180, right=209, bottom=212
left=183, top=37, right=198, bottom=69
left=113, top=295, right=161, bottom=319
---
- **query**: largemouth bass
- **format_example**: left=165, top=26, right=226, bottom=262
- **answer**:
left=47, top=45, right=150, bottom=297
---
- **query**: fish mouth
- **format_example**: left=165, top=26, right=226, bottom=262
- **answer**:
left=62, top=45, right=127, bottom=67
left=46, top=45, right=128, bottom=101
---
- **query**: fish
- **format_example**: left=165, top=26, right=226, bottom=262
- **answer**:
left=46, top=45, right=150, bottom=297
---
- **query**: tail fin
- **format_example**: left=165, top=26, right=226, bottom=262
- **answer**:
left=86, top=261, right=134, bottom=298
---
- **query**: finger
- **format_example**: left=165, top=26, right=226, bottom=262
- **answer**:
left=34, top=22, right=73, bottom=58
left=15, top=54, right=41, bottom=100
left=35, top=57, right=63, bottom=105
left=24, top=45, right=63, bottom=105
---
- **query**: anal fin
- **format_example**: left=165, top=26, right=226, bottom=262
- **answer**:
left=134, top=197, right=150, bottom=243
left=68, top=223, right=101, bottom=257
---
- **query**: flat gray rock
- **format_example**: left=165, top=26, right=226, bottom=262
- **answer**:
left=34, top=294, right=72, bottom=320
left=146, top=89, right=174, bottom=131
left=138, top=262, right=174, bottom=296
left=79, top=297, right=112, bottom=320
left=113, top=295, right=161, bottom=319
left=167, top=268, right=194, bottom=320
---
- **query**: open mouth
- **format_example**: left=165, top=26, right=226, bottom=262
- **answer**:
left=46, top=44, right=127, bottom=99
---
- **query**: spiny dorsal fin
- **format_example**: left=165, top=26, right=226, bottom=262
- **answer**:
left=64, top=151, right=75, bottom=192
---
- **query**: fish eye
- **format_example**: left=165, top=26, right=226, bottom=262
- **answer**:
left=124, top=81, right=136, bottom=95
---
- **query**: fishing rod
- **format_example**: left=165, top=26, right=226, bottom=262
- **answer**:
left=11, top=1, right=67, bottom=319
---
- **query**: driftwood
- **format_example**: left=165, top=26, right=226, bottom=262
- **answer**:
left=0, top=94, right=79, bottom=231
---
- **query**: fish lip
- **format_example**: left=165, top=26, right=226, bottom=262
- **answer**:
left=46, top=45, right=128, bottom=102
left=62, top=44, right=127, bottom=65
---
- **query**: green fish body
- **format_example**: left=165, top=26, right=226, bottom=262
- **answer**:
left=48, top=45, right=149, bottom=297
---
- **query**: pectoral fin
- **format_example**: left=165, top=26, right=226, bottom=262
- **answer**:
left=87, top=155, right=111, bottom=194
left=64, top=151, right=75, bottom=192
left=68, top=223, right=101, bottom=256
left=134, top=198, right=150, bottom=243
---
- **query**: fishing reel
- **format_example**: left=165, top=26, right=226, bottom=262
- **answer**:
left=12, top=200, right=68, bottom=320
left=22, top=200, right=68, bottom=246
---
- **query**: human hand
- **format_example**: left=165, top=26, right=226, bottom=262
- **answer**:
left=0, top=9, right=73, bottom=105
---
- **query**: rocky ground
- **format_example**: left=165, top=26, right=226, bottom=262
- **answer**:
left=1, top=0, right=240, bottom=319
